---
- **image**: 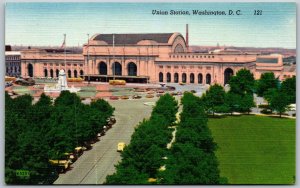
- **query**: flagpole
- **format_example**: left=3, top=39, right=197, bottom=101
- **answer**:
left=64, top=34, right=66, bottom=73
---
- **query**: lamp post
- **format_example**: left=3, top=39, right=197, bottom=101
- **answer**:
left=113, top=33, right=115, bottom=81
left=87, top=33, right=90, bottom=84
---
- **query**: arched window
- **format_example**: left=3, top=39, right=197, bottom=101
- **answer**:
left=198, top=73, right=203, bottom=84
left=28, top=64, right=33, bottom=77
left=44, top=69, right=48, bottom=77
left=56, top=69, right=59, bottom=77
left=68, top=70, right=72, bottom=78
left=190, top=73, right=195, bottom=83
left=80, top=70, right=84, bottom=77
left=128, top=62, right=137, bottom=76
left=206, top=73, right=211, bottom=85
left=74, top=70, right=78, bottom=78
left=224, top=68, right=234, bottom=85
left=98, top=62, right=107, bottom=75
left=159, top=72, right=163, bottom=82
left=174, top=73, right=179, bottom=83
left=50, top=69, right=54, bottom=78
left=167, top=72, right=171, bottom=82
left=112, top=62, right=122, bottom=76
left=174, top=44, right=184, bottom=53
left=182, top=73, right=187, bottom=83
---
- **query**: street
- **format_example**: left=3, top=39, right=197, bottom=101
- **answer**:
left=54, top=98, right=156, bottom=184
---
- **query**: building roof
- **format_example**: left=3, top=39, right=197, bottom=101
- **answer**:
left=5, top=51, right=21, bottom=55
left=92, top=33, right=174, bottom=45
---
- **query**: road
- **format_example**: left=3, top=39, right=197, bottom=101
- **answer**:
left=54, top=98, right=155, bottom=184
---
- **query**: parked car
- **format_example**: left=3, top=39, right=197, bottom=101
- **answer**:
left=49, top=159, right=70, bottom=173
left=132, top=95, right=142, bottom=99
left=289, top=104, right=296, bottom=111
left=15, top=78, right=35, bottom=86
left=117, top=142, right=126, bottom=152
left=5, top=81, right=13, bottom=87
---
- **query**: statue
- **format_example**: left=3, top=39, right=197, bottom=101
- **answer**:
left=44, top=69, right=80, bottom=93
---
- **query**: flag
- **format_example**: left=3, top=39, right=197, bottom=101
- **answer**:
left=61, top=34, right=66, bottom=49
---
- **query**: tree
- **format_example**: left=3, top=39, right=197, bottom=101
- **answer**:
left=239, top=94, right=255, bottom=114
left=264, top=88, right=278, bottom=104
left=225, top=92, right=241, bottom=115
left=202, top=84, right=226, bottom=116
left=105, top=93, right=177, bottom=184
left=160, top=143, right=223, bottom=184
left=105, top=164, right=149, bottom=184
left=280, top=76, right=296, bottom=104
left=256, top=72, right=279, bottom=97
left=151, top=93, right=178, bottom=125
left=269, top=91, right=290, bottom=118
left=5, top=91, right=115, bottom=184
left=229, top=69, right=255, bottom=96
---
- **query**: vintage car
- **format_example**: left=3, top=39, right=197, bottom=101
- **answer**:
left=49, top=159, right=70, bottom=173
left=109, top=80, right=126, bottom=85
left=109, top=96, right=119, bottom=100
left=120, top=95, right=129, bottom=100
left=145, top=94, right=154, bottom=98
left=15, top=78, right=35, bottom=86
left=132, top=95, right=142, bottom=99
left=117, top=142, right=126, bottom=152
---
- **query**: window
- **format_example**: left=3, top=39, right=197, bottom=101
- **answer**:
left=159, top=72, right=163, bottom=82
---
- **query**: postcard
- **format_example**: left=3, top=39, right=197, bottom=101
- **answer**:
left=5, top=2, right=296, bottom=185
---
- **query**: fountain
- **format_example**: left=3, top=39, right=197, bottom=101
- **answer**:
left=44, top=69, right=81, bottom=93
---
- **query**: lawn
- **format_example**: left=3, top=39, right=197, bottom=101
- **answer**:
left=208, top=115, right=295, bottom=184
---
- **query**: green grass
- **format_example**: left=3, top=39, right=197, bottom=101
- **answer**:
left=80, top=86, right=96, bottom=91
left=77, top=91, right=96, bottom=98
left=208, top=115, right=295, bottom=184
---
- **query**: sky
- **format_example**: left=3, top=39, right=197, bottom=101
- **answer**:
left=5, top=2, right=296, bottom=48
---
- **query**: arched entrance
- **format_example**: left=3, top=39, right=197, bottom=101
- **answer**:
left=50, top=69, right=54, bottom=78
left=182, top=73, right=187, bottom=83
left=127, top=62, right=137, bottom=76
left=112, top=62, right=122, bottom=76
left=44, top=69, right=48, bottom=77
left=159, top=72, right=163, bottom=82
left=28, top=64, right=33, bottom=77
left=224, top=68, right=234, bottom=85
left=74, top=70, right=78, bottom=78
left=80, top=70, right=84, bottom=77
left=190, top=73, right=195, bottom=83
left=99, top=62, right=107, bottom=75
left=206, top=73, right=211, bottom=85
left=198, top=73, right=203, bottom=84
left=56, top=69, right=59, bottom=77
left=167, top=72, right=171, bottom=82
left=174, top=73, right=179, bottom=83
left=68, top=70, right=72, bottom=78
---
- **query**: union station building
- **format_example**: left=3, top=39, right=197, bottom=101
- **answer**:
left=20, top=32, right=288, bottom=85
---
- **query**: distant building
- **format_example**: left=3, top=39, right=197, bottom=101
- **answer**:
left=5, top=51, right=21, bottom=77
left=20, top=49, right=84, bottom=78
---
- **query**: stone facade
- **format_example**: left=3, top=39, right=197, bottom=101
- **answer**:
left=5, top=51, right=21, bottom=77
left=19, top=32, right=290, bottom=85
left=20, top=49, right=84, bottom=78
